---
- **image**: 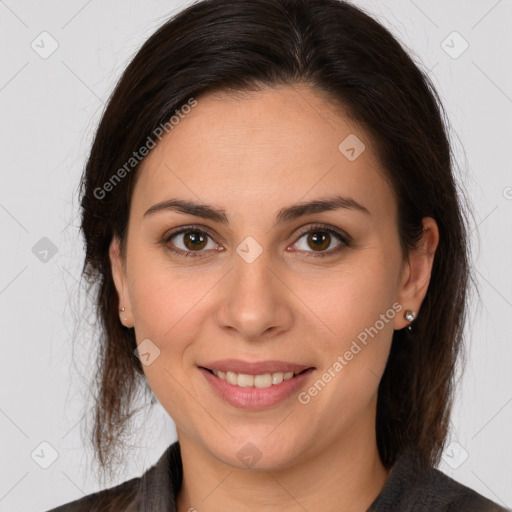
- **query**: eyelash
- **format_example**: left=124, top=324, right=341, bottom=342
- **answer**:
left=161, top=223, right=351, bottom=259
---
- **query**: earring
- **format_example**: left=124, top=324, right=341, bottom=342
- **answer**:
left=404, top=310, right=416, bottom=331
left=119, top=307, right=128, bottom=324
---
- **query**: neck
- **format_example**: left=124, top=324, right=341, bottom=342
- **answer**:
left=176, top=415, right=389, bottom=511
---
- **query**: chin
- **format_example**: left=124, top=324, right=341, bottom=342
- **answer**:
left=209, top=433, right=307, bottom=472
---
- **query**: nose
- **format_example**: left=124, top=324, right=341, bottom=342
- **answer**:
left=214, top=252, right=295, bottom=341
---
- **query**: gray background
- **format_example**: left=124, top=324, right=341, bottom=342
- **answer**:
left=0, top=0, right=511, bottom=510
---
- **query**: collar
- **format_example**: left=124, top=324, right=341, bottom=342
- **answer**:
left=135, top=441, right=182, bottom=511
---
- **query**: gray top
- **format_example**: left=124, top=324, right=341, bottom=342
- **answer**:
left=46, top=441, right=509, bottom=511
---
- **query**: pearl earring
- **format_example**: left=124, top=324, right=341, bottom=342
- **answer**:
left=119, top=307, right=128, bottom=323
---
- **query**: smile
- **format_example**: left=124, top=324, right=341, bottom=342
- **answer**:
left=199, top=364, right=315, bottom=410
left=208, top=369, right=304, bottom=388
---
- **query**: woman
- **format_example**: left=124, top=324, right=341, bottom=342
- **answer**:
left=47, top=0, right=508, bottom=510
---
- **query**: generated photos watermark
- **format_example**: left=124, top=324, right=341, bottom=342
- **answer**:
left=94, top=97, right=197, bottom=200
left=297, top=301, right=403, bottom=405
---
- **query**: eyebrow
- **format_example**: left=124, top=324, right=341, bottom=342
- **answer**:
left=143, top=194, right=371, bottom=226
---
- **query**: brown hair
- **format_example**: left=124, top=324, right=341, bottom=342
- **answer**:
left=79, top=0, right=473, bottom=484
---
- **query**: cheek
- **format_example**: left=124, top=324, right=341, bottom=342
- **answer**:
left=126, top=259, right=218, bottom=384
left=296, top=258, right=397, bottom=408
left=127, top=249, right=212, bottom=341
left=295, top=252, right=398, bottom=340
left=302, top=309, right=394, bottom=429
left=127, top=267, right=207, bottom=430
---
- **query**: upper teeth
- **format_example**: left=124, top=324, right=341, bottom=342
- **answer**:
left=212, top=370, right=298, bottom=388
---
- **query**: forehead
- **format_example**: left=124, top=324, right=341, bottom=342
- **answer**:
left=131, top=84, right=396, bottom=225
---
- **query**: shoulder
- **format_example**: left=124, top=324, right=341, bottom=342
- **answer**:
left=44, top=476, right=140, bottom=512
left=368, top=447, right=509, bottom=511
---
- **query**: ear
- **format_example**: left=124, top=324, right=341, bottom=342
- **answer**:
left=393, top=217, right=439, bottom=330
left=109, top=236, right=134, bottom=328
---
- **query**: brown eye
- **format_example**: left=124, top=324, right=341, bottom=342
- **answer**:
left=304, top=231, right=333, bottom=251
left=291, top=224, right=351, bottom=258
left=182, top=231, right=208, bottom=251
left=294, top=230, right=340, bottom=252
left=164, top=228, right=218, bottom=257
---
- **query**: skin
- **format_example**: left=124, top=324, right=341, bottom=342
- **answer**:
left=110, top=83, right=439, bottom=511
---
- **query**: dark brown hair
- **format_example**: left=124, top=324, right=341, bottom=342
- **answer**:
left=79, top=0, right=472, bottom=485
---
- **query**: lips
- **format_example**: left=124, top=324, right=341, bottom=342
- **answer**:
left=199, top=359, right=313, bottom=375
left=200, top=364, right=315, bottom=409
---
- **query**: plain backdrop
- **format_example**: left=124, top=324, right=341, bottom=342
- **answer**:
left=0, top=0, right=511, bottom=510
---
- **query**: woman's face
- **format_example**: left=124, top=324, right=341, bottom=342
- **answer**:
left=110, top=84, right=436, bottom=470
